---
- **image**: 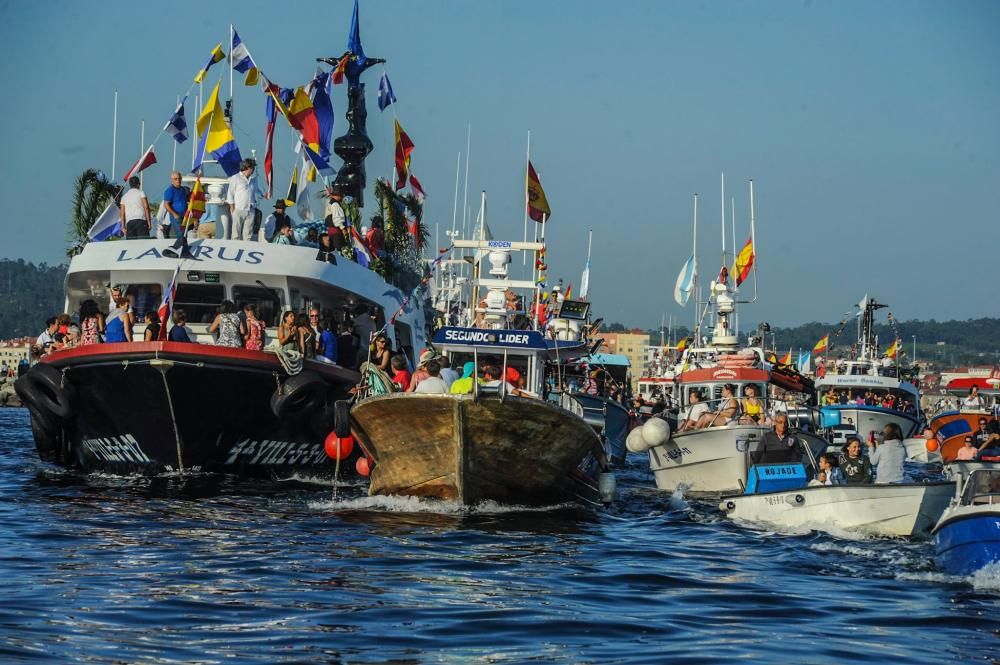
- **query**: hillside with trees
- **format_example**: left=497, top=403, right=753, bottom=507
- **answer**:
left=0, top=259, right=67, bottom=339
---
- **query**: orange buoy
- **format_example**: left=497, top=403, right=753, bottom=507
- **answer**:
left=356, top=456, right=372, bottom=476
left=324, top=432, right=355, bottom=460
left=926, top=438, right=939, bottom=453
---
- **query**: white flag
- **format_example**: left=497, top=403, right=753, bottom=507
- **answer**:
left=673, top=255, right=697, bottom=306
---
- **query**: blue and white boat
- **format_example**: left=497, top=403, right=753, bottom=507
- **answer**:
left=933, top=464, right=1000, bottom=576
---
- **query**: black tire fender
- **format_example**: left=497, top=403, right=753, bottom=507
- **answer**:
left=271, top=371, right=326, bottom=420
left=333, top=400, right=352, bottom=438
left=14, top=364, right=75, bottom=422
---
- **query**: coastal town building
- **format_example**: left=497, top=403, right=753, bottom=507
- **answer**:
left=0, top=339, right=31, bottom=369
left=597, top=332, right=650, bottom=390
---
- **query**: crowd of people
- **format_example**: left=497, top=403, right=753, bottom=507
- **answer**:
left=820, top=387, right=917, bottom=414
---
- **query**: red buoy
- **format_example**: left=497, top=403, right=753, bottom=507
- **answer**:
left=356, top=456, right=372, bottom=476
left=324, top=432, right=354, bottom=460
left=926, top=438, right=939, bottom=453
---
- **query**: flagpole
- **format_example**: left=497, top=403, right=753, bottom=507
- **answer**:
left=692, top=192, right=699, bottom=337
left=139, top=120, right=145, bottom=188
left=749, top=179, right=758, bottom=303
left=111, top=91, right=118, bottom=181
left=450, top=152, right=460, bottom=238
left=461, top=124, right=471, bottom=260
left=731, top=194, right=737, bottom=336
left=720, top=172, right=726, bottom=271
left=522, top=130, right=530, bottom=265
left=172, top=95, right=179, bottom=171
left=229, top=24, right=234, bottom=111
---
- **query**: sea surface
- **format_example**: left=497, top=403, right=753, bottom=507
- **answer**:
left=0, top=408, right=997, bottom=664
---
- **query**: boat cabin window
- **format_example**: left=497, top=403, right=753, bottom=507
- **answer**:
left=963, top=470, right=1000, bottom=505
left=175, top=283, right=225, bottom=324
left=232, top=285, right=284, bottom=327
left=124, top=283, right=163, bottom=319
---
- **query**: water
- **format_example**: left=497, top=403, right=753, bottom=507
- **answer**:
left=1, top=408, right=997, bottom=664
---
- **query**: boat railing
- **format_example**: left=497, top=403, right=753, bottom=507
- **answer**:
left=559, top=392, right=587, bottom=420
left=678, top=397, right=828, bottom=433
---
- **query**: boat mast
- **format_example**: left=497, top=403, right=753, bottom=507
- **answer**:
left=522, top=130, right=530, bottom=265
left=749, top=179, right=758, bottom=303
left=111, top=91, right=118, bottom=181
left=692, top=193, right=699, bottom=341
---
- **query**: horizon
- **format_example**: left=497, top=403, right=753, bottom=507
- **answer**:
left=1, top=0, right=997, bottom=328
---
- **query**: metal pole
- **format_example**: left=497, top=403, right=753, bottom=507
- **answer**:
left=111, top=91, right=118, bottom=180
left=522, top=130, right=530, bottom=264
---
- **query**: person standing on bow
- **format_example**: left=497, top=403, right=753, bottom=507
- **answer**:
left=161, top=171, right=189, bottom=239
left=120, top=176, right=151, bottom=239
left=227, top=159, right=258, bottom=241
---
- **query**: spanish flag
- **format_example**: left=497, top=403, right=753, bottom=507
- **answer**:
left=182, top=177, right=206, bottom=228
left=813, top=334, right=829, bottom=354
left=394, top=119, right=414, bottom=190
left=779, top=349, right=792, bottom=366
left=677, top=337, right=692, bottom=352
left=885, top=339, right=899, bottom=358
left=527, top=161, right=551, bottom=222
left=563, top=283, right=573, bottom=300
left=733, top=236, right=754, bottom=286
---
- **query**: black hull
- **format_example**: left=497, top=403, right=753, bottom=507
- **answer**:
left=18, top=344, right=360, bottom=478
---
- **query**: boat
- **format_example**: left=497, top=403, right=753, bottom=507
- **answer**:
left=350, top=218, right=614, bottom=506
left=719, top=463, right=954, bottom=537
left=813, top=296, right=923, bottom=441
left=552, top=352, right=632, bottom=465
left=933, top=464, right=1000, bottom=575
left=14, top=8, right=429, bottom=478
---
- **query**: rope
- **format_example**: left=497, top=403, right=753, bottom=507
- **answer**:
left=275, top=348, right=303, bottom=375
left=159, top=369, right=185, bottom=475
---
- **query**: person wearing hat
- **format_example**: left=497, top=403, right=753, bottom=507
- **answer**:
left=407, top=348, right=440, bottom=392
left=262, top=199, right=293, bottom=243
left=325, top=184, right=348, bottom=246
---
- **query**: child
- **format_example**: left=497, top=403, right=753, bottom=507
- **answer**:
left=817, top=453, right=845, bottom=485
left=390, top=354, right=411, bottom=391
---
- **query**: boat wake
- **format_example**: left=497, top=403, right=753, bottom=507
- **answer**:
left=896, top=561, right=1000, bottom=592
left=308, top=493, right=581, bottom=515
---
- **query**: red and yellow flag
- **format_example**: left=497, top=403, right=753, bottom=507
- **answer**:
left=733, top=236, right=754, bottom=286
left=526, top=161, right=551, bottom=222
left=677, top=337, right=692, bottom=352
left=332, top=54, right=350, bottom=85
left=779, top=349, right=792, bottom=366
left=813, top=334, right=829, bottom=354
left=181, top=177, right=206, bottom=229
left=563, top=283, right=573, bottom=300
left=394, top=119, right=414, bottom=190
left=885, top=339, right=899, bottom=358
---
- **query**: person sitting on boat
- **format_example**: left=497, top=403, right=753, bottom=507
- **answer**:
left=750, top=414, right=802, bottom=465
left=407, top=349, right=439, bottom=392
left=962, top=384, right=987, bottom=411
left=370, top=335, right=392, bottom=373
left=956, top=436, right=979, bottom=461
left=480, top=365, right=520, bottom=396
left=868, top=423, right=906, bottom=484
left=413, top=360, right=449, bottom=394
left=740, top=385, right=764, bottom=424
left=838, top=437, right=872, bottom=484
left=389, top=354, right=412, bottom=391
left=449, top=361, right=476, bottom=395
left=272, top=224, right=296, bottom=245
left=677, top=391, right=709, bottom=433
left=973, top=417, right=1000, bottom=456
left=168, top=308, right=193, bottom=343
left=438, top=355, right=459, bottom=390
left=33, top=316, right=59, bottom=357
left=694, top=383, right=741, bottom=429
left=817, top=453, right=845, bottom=485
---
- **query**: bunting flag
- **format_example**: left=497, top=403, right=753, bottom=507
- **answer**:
left=673, top=255, right=697, bottom=306
left=406, top=217, right=423, bottom=250
left=885, top=338, right=900, bottom=359
left=394, top=119, right=414, bottom=190
left=377, top=71, right=396, bottom=111
left=263, top=95, right=276, bottom=198
left=813, top=334, right=829, bottom=354
left=350, top=226, right=373, bottom=268
left=733, top=236, right=754, bottom=286
left=193, top=82, right=242, bottom=176
left=194, top=43, right=226, bottom=84
left=526, top=161, right=551, bottom=222
left=409, top=174, right=425, bottom=203
left=164, top=99, right=188, bottom=144
left=156, top=265, right=181, bottom=341
left=230, top=30, right=259, bottom=86
left=779, top=349, right=792, bottom=366
left=284, top=165, right=299, bottom=207
left=579, top=258, right=591, bottom=299
left=87, top=201, right=122, bottom=241
left=332, top=54, right=350, bottom=85
left=122, top=145, right=157, bottom=181
left=310, top=72, right=334, bottom=162
left=288, top=87, right=333, bottom=175
left=182, top=177, right=206, bottom=227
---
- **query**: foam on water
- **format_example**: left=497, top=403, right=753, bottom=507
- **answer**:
left=309, top=492, right=580, bottom=515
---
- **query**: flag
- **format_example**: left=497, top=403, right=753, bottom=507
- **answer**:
left=409, top=174, right=425, bottom=203
left=394, top=119, right=414, bottom=190
left=779, top=349, right=792, bottom=366
left=87, top=201, right=122, bottom=241
left=193, top=82, right=242, bottom=176
left=181, top=177, right=206, bottom=228
left=288, top=87, right=333, bottom=176
left=673, top=255, right=697, bottom=306
left=122, top=145, right=157, bottom=181
left=676, top=337, right=692, bottom=352
left=377, top=72, right=396, bottom=111
left=564, top=283, right=573, bottom=300
left=813, top=334, right=829, bottom=354
left=230, top=30, right=259, bottom=86
left=580, top=259, right=591, bottom=299
left=194, top=43, right=226, bottom=84
left=165, top=99, right=188, bottom=144
left=296, top=151, right=314, bottom=220
left=311, top=72, right=334, bottom=162
left=406, top=217, right=423, bottom=249
left=263, top=96, right=276, bottom=198
left=284, top=165, right=299, bottom=206
left=733, top=236, right=754, bottom=286
left=347, top=0, right=366, bottom=65
left=526, top=161, right=550, bottom=222
left=798, top=351, right=812, bottom=374
left=350, top=226, right=372, bottom=268
left=332, top=54, right=350, bottom=85
left=885, top=339, right=899, bottom=358
left=156, top=265, right=181, bottom=341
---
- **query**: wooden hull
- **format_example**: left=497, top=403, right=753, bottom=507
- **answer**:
left=351, top=394, right=606, bottom=506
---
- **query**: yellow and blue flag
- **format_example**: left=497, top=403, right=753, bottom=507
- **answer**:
left=194, top=43, right=226, bottom=84
left=193, top=82, right=242, bottom=176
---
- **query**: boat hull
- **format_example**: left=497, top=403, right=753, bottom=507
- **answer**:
left=821, top=404, right=921, bottom=440
left=720, top=482, right=954, bottom=537
left=17, top=343, right=359, bottom=477
left=572, top=393, right=631, bottom=465
left=350, top=393, right=607, bottom=506
left=933, top=509, right=1000, bottom=575
left=647, top=425, right=827, bottom=495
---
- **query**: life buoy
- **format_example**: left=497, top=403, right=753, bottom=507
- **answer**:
left=333, top=400, right=352, bottom=438
left=14, top=364, right=75, bottom=423
left=270, top=371, right=326, bottom=420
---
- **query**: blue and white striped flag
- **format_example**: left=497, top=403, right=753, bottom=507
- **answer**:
left=165, top=99, right=188, bottom=144
left=377, top=72, right=396, bottom=111
left=231, top=30, right=259, bottom=86
left=87, top=201, right=122, bottom=241
left=673, top=255, right=697, bottom=306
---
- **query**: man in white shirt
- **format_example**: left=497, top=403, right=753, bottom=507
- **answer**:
left=34, top=317, right=59, bottom=356
left=227, top=159, right=258, bottom=241
left=414, top=360, right=449, bottom=394
left=677, top=391, right=709, bottom=432
left=119, top=176, right=151, bottom=239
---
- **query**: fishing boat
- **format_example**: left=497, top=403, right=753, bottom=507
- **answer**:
left=933, top=464, right=1000, bottom=575
left=350, top=225, right=614, bottom=506
left=551, top=352, right=632, bottom=465
left=813, top=296, right=923, bottom=441
left=14, top=6, right=429, bottom=477
left=719, top=463, right=954, bottom=537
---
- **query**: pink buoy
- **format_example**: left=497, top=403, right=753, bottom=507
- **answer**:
left=356, top=456, right=372, bottom=476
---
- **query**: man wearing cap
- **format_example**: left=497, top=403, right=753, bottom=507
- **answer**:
left=262, top=199, right=293, bottom=243
left=407, top=348, right=440, bottom=392
left=227, top=159, right=258, bottom=241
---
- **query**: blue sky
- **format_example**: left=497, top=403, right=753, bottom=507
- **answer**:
left=1, top=0, right=997, bottom=328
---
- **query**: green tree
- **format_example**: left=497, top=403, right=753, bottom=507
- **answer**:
left=68, top=169, right=121, bottom=257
